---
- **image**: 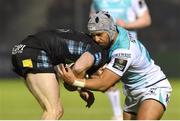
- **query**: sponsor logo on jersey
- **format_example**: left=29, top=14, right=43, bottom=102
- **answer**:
left=12, top=44, right=26, bottom=55
left=148, top=88, right=157, bottom=95
left=112, top=53, right=131, bottom=59
left=113, top=58, right=127, bottom=71
left=22, top=59, right=33, bottom=68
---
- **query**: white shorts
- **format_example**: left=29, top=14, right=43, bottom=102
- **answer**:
left=123, top=79, right=172, bottom=114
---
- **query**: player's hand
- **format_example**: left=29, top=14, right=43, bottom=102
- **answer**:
left=55, top=63, right=74, bottom=81
left=79, top=88, right=95, bottom=108
left=59, top=64, right=77, bottom=85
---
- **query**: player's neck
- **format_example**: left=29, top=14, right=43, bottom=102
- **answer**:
left=112, top=32, right=118, bottom=44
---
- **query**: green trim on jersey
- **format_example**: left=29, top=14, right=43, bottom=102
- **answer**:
left=159, top=89, right=164, bottom=104
left=137, top=40, right=151, bottom=62
left=109, top=27, right=130, bottom=59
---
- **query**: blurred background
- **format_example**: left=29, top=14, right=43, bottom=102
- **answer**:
left=0, top=0, right=179, bottom=77
left=0, top=0, right=180, bottom=120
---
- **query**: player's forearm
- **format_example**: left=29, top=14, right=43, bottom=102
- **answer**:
left=85, top=78, right=112, bottom=92
left=74, top=78, right=112, bottom=92
left=125, top=11, right=152, bottom=29
left=74, top=71, right=118, bottom=92
left=59, top=64, right=119, bottom=92
left=125, top=18, right=151, bottom=29
left=73, top=52, right=94, bottom=74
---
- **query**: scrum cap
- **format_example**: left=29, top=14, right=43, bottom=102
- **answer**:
left=88, top=11, right=116, bottom=40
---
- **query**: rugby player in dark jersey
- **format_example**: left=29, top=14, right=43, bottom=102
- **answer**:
left=11, top=29, right=108, bottom=120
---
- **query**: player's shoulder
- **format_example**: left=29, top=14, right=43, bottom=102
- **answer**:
left=31, top=29, right=55, bottom=38
left=54, top=28, right=77, bottom=35
left=55, top=28, right=89, bottom=37
left=113, top=27, right=131, bottom=49
left=54, top=29, right=95, bottom=45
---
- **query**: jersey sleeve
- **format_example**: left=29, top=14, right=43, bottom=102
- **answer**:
left=106, top=49, right=132, bottom=77
left=132, top=0, right=148, bottom=17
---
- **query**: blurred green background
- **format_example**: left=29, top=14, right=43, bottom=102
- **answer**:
left=0, top=78, right=180, bottom=120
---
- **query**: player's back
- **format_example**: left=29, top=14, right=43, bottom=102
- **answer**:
left=20, top=29, right=107, bottom=67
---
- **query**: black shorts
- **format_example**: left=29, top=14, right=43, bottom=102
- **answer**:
left=11, top=46, right=55, bottom=78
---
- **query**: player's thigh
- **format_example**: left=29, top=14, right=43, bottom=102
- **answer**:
left=26, top=73, right=61, bottom=109
left=137, top=79, right=172, bottom=119
left=137, top=99, right=164, bottom=120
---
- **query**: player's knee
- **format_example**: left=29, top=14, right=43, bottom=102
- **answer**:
left=56, top=107, right=64, bottom=119
left=54, top=107, right=64, bottom=119
left=45, top=107, right=64, bottom=119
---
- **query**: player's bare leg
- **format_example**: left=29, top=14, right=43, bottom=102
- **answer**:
left=123, top=111, right=136, bottom=120
left=25, top=73, right=63, bottom=120
left=137, top=99, right=164, bottom=120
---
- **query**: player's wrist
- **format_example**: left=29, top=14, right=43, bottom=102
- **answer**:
left=73, top=79, right=86, bottom=88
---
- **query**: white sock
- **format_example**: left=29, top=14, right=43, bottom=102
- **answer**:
left=106, top=88, right=122, bottom=117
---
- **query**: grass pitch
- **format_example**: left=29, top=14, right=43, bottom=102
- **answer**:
left=0, top=78, right=180, bottom=120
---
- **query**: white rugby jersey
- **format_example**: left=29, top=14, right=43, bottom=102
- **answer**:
left=106, top=27, right=166, bottom=90
left=91, top=0, right=148, bottom=39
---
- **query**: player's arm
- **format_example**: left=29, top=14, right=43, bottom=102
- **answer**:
left=56, top=51, right=94, bottom=79
left=118, top=10, right=151, bottom=29
left=56, top=51, right=94, bottom=90
left=72, top=51, right=94, bottom=76
left=59, top=48, right=132, bottom=92
left=59, top=64, right=121, bottom=92
left=56, top=52, right=96, bottom=108
left=116, top=0, right=151, bottom=29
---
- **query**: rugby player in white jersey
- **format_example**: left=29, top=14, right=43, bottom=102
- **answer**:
left=90, top=1, right=151, bottom=119
left=59, top=11, right=172, bottom=120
